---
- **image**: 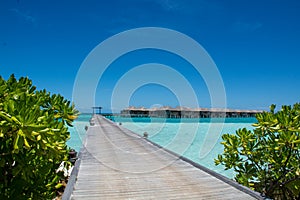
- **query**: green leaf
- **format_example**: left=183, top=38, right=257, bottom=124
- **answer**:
left=292, top=139, right=300, bottom=144
left=216, top=102, right=300, bottom=199
left=23, top=137, right=30, bottom=149
left=54, top=183, right=63, bottom=189
left=17, top=129, right=25, bottom=137
left=13, top=134, right=20, bottom=150
left=0, top=111, right=12, bottom=122
left=37, top=135, right=41, bottom=141
left=0, top=75, right=79, bottom=199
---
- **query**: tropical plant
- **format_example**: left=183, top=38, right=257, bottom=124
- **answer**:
left=0, top=74, right=79, bottom=199
left=215, top=104, right=300, bottom=199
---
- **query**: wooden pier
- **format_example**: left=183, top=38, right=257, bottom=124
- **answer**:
left=63, top=115, right=262, bottom=199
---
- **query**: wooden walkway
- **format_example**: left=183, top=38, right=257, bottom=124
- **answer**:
left=63, top=115, right=262, bottom=200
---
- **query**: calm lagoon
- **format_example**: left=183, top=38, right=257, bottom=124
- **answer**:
left=68, top=114, right=256, bottom=179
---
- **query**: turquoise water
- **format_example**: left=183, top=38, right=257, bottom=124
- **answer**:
left=68, top=114, right=256, bottom=179
left=67, top=114, right=91, bottom=151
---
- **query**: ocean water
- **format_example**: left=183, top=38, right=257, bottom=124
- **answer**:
left=67, top=114, right=91, bottom=151
left=68, top=114, right=256, bottom=179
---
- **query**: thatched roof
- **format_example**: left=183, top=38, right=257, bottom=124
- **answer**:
left=122, top=106, right=264, bottom=113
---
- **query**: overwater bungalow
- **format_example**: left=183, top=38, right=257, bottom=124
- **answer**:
left=120, top=106, right=263, bottom=118
left=120, top=106, right=149, bottom=117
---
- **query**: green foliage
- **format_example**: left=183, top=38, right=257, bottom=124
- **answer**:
left=215, top=103, right=300, bottom=199
left=0, top=74, right=79, bottom=199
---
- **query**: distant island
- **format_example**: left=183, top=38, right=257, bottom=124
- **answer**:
left=120, top=106, right=263, bottom=118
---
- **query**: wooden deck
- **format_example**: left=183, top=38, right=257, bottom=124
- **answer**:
left=63, top=115, right=262, bottom=200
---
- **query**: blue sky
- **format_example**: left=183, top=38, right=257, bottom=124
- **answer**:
left=0, top=0, right=299, bottom=113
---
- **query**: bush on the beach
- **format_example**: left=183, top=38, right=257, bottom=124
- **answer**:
left=215, top=103, right=300, bottom=199
left=0, top=75, right=79, bottom=199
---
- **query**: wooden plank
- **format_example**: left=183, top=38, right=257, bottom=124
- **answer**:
left=65, top=115, right=262, bottom=199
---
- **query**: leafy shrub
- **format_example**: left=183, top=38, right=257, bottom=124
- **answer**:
left=215, top=104, right=300, bottom=199
left=0, top=75, right=79, bottom=199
